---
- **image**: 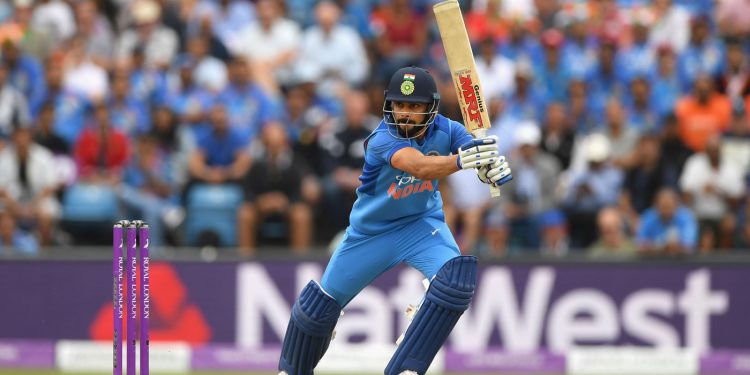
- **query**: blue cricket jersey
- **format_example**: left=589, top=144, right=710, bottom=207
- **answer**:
left=348, top=114, right=473, bottom=234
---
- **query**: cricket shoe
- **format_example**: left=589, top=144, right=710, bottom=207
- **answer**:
left=400, top=371, right=419, bottom=375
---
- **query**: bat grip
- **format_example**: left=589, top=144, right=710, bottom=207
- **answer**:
left=471, top=129, right=501, bottom=198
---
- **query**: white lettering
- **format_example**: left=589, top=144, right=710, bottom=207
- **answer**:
left=453, top=267, right=553, bottom=351
left=622, top=290, right=679, bottom=347
left=236, top=264, right=292, bottom=347
left=547, top=289, right=618, bottom=352
left=336, top=288, right=391, bottom=344
left=677, top=269, right=728, bottom=352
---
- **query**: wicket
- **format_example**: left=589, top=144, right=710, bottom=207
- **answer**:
left=113, top=220, right=150, bottom=375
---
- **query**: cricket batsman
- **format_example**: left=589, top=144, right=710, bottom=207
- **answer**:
left=277, top=67, right=513, bottom=375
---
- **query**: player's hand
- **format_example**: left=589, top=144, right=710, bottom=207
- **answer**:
left=477, top=156, right=512, bottom=187
left=457, top=136, right=499, bottom=170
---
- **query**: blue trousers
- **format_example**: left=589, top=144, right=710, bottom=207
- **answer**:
left=321, top=216, right=461, bottom=307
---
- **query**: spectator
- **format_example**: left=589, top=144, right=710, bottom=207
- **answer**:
left=679, top=135, right=745, bottom=250
left=40, top=59, right=88, bottom=146
left=319, top=90, right=375, bottom=235
left=504, top=61, right=547, bottom=122
left=650, top=45, right=682, bottom=119
left=150, top=105, right=195, bottom=189
left=721, top=100, right=750, bottom=178
left=1, top=32, right=45, bottom=116
left=119, top=134, right=184, bottom=248
left=562, top=133, right=623, bottom=248
left=61, top=35, right=109, bottom=101
left=187, top=0, right=256, bottom=51
left=675, top=74, right=731, bottom=152
left=296, top=1, right=369, bottom=98
left=586, top=36, right=625, bottom=104
left=166, top=58, right=215, bottom=138
left=217, top=57, right=277, bottom=143
left=127, top=45, right=169, bottom=106
left=234, top=0, right=301, bottom=90
left=649, top=0, right=690, bottom=53
left=571, top=99, right=639, bottom=170
left=535, top=29, right=570, bottom=103
left=465, top=0, right=508, bottom=44
left=181, top=34, right=228, bottom=93
left=677, top=15, right=724, bottom=91
left=107, top=69, right=149, bottom=136
left=476, top=37, right=515, bottom=104
left=486, top=124, right=564, bottom=254
left=716, top=0, right=750, bottom=37
left=0, top=208, right=38, bottom=255
left=540, top=102, right=576, bottom=170
left=567, top=79, right=600, bottom=134
left=716, top=38, right=750, bottom=102
left=624, top=76, right=660, bottom=132
left=33, top=101, right=68, bottom=156
left=637, top=187, right=697, bottom=255
left=185, top=104, right=251, bottom=192
left=29, top=0, right=77, bottom=45
left=74, top=104, right=130, bottom=184
left=5, top=0, right=54, bottom=61
left=620, top=134, right=671, bottom=230
left=560, top=8, right=598, bottom=79
left=0, top=123, right=60, bottom=246
left=115, top=0, right=179, bottom=69
left=0, top=62, right=30, bottom=140
left=497, top=18, right=543, bottom=63
left=74, top=0, right=115, bottom=69
left=238, top=122, right=313, bottom=254
left=588, top=207, right=637, bottom=257
left=659, top=112, right=693, bottom=187
left=371, top=0, right=428, bottom=84
left=617, top=13, right=655, bottom=83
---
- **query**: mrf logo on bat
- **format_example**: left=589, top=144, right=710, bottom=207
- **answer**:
left=455, top=69, right=486, bottom=128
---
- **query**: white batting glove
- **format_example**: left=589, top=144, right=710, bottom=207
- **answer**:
left=456, top=136, right=499, bottom=170
left=477, top=156, right=513, bottom=187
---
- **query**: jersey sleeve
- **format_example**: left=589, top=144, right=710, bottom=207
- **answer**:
left=366, top=131, right=411, bottom=168
left=448, top=119, right=474, bottom=154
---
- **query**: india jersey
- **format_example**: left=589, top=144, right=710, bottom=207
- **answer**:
left=348, top=114, right=474, bottom=234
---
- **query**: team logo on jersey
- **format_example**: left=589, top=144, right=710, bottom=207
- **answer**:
left=400, top=81, right=415, bottom=95
left=387, top=175, right=434, bottom=200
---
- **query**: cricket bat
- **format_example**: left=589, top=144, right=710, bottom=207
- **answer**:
left=433, top=0, right=501, bottom=197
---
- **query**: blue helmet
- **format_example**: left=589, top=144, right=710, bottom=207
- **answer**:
left=383, top=66, right=441, bottom=139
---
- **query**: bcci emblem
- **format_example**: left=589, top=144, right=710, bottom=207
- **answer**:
left=400, top=80, right=415, bottom=95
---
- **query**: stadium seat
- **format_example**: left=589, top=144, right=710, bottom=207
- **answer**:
left=184, top=184, right=244, bottom=247
left=62, top=183, right=119, bottom=221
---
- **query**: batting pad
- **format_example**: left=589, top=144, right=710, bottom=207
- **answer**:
left=385, top=256, right=477, bottom=375
left=279, top=281, right=342, bottom=375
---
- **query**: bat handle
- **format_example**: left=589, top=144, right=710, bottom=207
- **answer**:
left=471, top=129, right=501, bottom=198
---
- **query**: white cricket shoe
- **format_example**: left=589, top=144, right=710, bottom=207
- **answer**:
left=278, top=372, right=288, bottom=375
left=400, top=371, right=419, bottom=375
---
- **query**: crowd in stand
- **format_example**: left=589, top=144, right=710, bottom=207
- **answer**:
left=0, top=0, right=748, bottom=257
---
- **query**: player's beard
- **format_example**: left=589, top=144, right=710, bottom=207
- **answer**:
left=396, top=119, right=428, bottom=139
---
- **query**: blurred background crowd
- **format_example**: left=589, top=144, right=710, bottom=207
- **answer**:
left=0, top=0, right=748, bottom=258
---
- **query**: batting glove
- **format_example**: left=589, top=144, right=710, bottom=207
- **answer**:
left=456, top=136, right=499, bottom=170
left=478, top=156, right=513, bottom=187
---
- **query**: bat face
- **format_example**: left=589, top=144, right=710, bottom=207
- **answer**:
left=454, top=68, right=488, bottom=132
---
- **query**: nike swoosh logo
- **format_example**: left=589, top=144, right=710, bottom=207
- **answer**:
left=431, top=229, right=440, bottom=236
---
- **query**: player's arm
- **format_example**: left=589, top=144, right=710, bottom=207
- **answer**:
left=390, top=137, right=498, bottom=180
left=391, top=147, right=461, bottom=180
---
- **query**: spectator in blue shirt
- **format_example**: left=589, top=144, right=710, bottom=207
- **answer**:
left=186, top=104, right=252, bottom=194
left=651, top=45, right=683, bottom=119
left=216, top=57, right=277, bottom=143
left=0, top=208, right=38, bottom=256
left=1, top=38, right=45, bottom=116
left=504, top=61, right=548, bottom=122
left=637, top=187, right=697, bottom=254
left=107, top=70, right=150, bottom=136
left=535, top=29, right=571, bottom=103
left=41, top=60, right=88, bottom=146
left=623, top=76, right=660, bottom=133
left=167, top=58, right=216, bottom=139
left=587, top=37, right=627, bottom=103
left=128, top=45, right=169, bottom=107
left=616, top=18, right=655, bottom=83
left=678, top=16, right=725, bottom=92
left=498, top=20, right=543, bottom=63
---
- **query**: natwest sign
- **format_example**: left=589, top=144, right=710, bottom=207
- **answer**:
left=236, top=263, right=739, bottom=353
